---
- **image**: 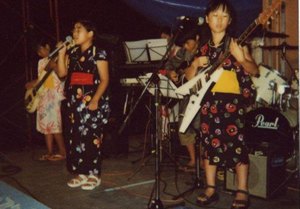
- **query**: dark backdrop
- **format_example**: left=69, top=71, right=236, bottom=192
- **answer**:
left=0, top=0, right=160, bottom=151
left=0, top=0, right=262, bottom=151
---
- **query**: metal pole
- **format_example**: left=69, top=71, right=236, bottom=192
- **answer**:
left=22, top=0, right=32, bottom=145
left=149, top=79, right=163, bottom=209
left=54, top=0, right=60, bottom=41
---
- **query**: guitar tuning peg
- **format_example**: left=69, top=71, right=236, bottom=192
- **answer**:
left=267, top=21, right=271, bottom=25
left=270, top=15, right=275, bottom=20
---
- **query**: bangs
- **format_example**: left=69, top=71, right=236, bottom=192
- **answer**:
left=215, top=4, right=229, bottom=14
left=205, top=0, right=234, bottom=18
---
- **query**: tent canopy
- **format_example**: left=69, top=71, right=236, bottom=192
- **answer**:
left=121, top=0, right=262, bottom=36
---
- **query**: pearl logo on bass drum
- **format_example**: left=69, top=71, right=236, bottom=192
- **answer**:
left=245, top=107, right=294, bottom=160
left=252, top=114, right=279, bottom=130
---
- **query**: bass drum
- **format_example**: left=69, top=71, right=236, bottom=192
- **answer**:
left=245, top=107, right=294, bottom=159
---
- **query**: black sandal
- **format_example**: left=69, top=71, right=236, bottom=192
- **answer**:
left=178, top=164, right=196, bottom=172
left=196, top=185, right=219, bottom=205
left=231, top=189, right=250, bottom=209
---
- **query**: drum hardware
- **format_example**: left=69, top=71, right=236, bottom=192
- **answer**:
left=286, top=128, right=299, bottom=174
left=259, top=42, right=299, bottom=50
left=268, top=80, right=277, bottom=106
left=248, top=29, right=289, bottom=50
left=290, top=90, right=299, bottom=110
left=278, top=84, right=292, bottom=111
left=277, top=82, right=299, bottom=111
left=251, top=64, right=288, bottom=106
left=250, top=27, right=290, bottom=39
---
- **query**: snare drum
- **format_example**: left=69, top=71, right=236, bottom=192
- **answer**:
left=245, top=107, right=294, bottom=159
left=251, top=64, right=288, bottom=105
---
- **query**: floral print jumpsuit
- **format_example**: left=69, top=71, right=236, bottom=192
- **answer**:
left=197, top=35, right=256, bottom=168
left=65, top=45, right=110, bottom=175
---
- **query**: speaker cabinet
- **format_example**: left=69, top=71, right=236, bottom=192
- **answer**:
left=225, top=154, right=286, bottom=199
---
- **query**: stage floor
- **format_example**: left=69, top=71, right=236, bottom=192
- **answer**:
left=0, top=134, right=299, bottom=209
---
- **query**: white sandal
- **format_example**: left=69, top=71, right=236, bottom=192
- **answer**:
left=67, top=174, right=88, bottom=188
left=81, top=175, right=101, bottom=190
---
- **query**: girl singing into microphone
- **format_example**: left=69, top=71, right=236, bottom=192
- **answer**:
left=56, top=20, right=110, bottom=190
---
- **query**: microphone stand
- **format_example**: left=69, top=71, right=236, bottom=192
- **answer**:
left=118, top=24, right=184, bottom=209
left=118, top=23, right=183, bottom=135
left=172, top=127, right=204, bottom=200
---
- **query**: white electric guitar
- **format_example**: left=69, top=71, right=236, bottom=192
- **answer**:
left=175, top=0, right=281, bottom=133
left=25, top=37, right=73, bottom=113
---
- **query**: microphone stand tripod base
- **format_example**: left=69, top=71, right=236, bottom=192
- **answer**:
left=172, top=128, right=204, bottom=200
left=149, top=198, right=164, bottom=209
left=172, top=177, right=204, bottom=200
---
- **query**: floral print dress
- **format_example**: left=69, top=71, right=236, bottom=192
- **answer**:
left=197, top=35, right=256, bottom=168
left=65, top=45, right=110, bottom=175
left=36, top=58, right=65, bottom=134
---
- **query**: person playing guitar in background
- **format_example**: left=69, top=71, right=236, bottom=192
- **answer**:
left=164, top=21, right=209, bottom=172
left=25, top=38, right=66, bottom=162
left=159, top=26, right=180, bottom=59
left=185, top=0, right=258, bottom=208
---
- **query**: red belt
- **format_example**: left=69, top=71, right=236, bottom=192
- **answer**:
left=70, top=72, right=93, bottom=85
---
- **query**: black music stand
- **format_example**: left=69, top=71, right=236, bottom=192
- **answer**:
left=127, top=73, right=183, bottom=181
left=123, top=39, right=168, bottom=63
left=118, top=25, right=185, bottom=209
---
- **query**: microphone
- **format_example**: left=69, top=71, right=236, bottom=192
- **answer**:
left=176, top=16, right=204, bottom=25
left=48, top=36, right=73, bottom=59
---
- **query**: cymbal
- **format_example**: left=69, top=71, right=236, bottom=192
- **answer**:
left=250, top=29, right=289, bottom=38
left=259, top=42, right=299, bottom=50
left=264, top=31, right=289, bottom=38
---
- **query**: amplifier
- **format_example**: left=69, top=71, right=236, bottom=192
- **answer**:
left=225, top=154, right=286, bottom=199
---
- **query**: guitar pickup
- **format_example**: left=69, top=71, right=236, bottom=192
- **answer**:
left=205, top=74, right=210, bottom=82
left=189, top=87, right=195, bottom=95
left=197, top=80, right=202, bottom=91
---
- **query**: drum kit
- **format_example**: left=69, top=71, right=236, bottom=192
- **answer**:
left=245, top=31, right=299, bottom=171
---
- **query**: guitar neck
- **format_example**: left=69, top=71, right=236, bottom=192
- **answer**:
left=34, top=69, right=53, bottom=91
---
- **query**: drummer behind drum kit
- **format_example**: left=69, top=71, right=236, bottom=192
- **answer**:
left=245, top=37, right=299, bottom=171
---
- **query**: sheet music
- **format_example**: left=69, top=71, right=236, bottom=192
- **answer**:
left=138, top=73, right=183, bottom=99
left=123, top=39, right=168, bottom=63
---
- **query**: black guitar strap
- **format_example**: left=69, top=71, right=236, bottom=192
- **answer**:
left=222, top=33, right=231, bottom=54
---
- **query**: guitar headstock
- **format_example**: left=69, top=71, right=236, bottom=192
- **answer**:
left=257, top=0, right=281, bottom=25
